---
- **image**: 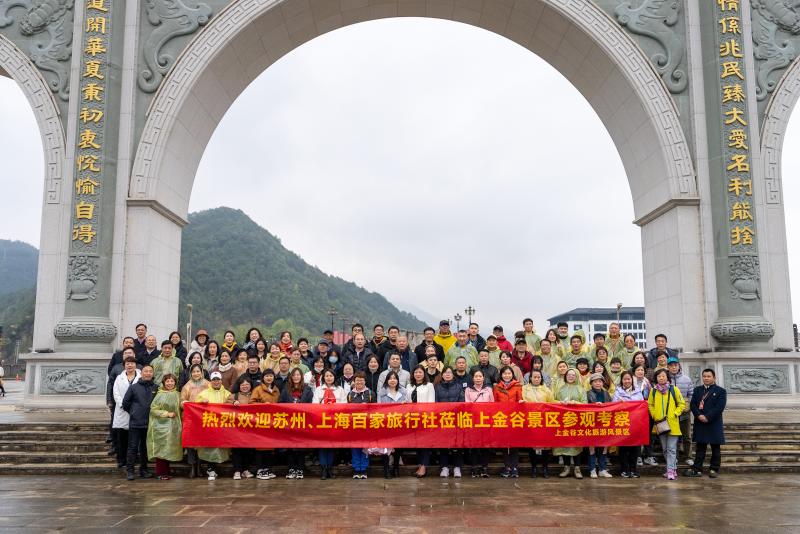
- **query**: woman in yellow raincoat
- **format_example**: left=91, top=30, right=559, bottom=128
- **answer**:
left=196, top=371, right=232, bottom=480
left=522, top=369, right=554, bottom=477
left=553, top=368, right=587, bottom=479
left=147, top=374, right=183, bottom=480
left=649, top=368, right=685, bottom=481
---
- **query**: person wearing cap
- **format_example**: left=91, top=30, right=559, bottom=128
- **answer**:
left=492, top=326, right=513, bottom=352
left=445, top=330, right=478, bottom=368
left=317, top=330, right=341, bottom=356
left=586, top=372, right=613, bottom=479
left=648, top=368, right=686, bottom=480
left=414, top=327, right=445, bottom=363
left=151, top=340, right=184, bottom=387
left=667, top=355, right=694, bottom=462
left=484, top=335, right=503, bottom=368
left=434, top=321, right=457, bottom=354
left=196, top=371, right=232, bottom=480
left=189, top=329, right=209, bottom=360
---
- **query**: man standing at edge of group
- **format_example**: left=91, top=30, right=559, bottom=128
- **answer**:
left=686, top=369, right=727, bottom=479
left=434, top=320, right=457, bottom=354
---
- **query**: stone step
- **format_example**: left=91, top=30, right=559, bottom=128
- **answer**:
left=0, top=441, right=110, bottom=452
left=0, top=423, right=109, bottom=432
left=0, top=430, right=109, bottom=442
left=721, top=441, right=800, bottom=451
left=0, top=451, right=114, bottom=464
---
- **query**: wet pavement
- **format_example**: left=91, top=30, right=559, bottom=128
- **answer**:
left=0, top=473, right=798, bottom=533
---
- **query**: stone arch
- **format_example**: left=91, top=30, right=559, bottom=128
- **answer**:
left=0, top=34, right=68, bottom=350
left=125, top=0, right=705, bottom=348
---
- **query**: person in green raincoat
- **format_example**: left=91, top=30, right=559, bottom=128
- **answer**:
left=538, top=338, right=561, bottom=383
left=620, top=334, right=639, bottom=369
left=196, top=371, right=232, bottom=480
left=554, top=368, right=587, bottom=479
left=151, top=340, right=184, bottom=386
left=553, top=323, right=571, bottom=358
left=147, top=373, right=183, bottom=480
left=522, top=318, right=541, bottom=354
left=562, top=333, right=587, bottom=367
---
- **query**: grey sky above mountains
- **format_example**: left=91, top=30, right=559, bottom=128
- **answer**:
left=2, top=18, right=800, bottom=334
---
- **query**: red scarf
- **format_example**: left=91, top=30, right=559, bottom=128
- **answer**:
left=322, top=388, right=337, bottom=404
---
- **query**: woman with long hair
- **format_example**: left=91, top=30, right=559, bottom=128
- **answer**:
left=408, top=365, right=435, bottom=477
left=278, top=368, right=313, bottom=479
left=312, top=369, right=347, bottom=479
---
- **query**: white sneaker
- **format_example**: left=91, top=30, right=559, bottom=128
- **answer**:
left=590, top=469, right=598, bottom=479
left=256, top=469, right=268, bottom=480
left=599, top=469, right=613, bottom=478
left=686, top=459, right=694, bottom=467
left=233, top=471, right=241, bottom=480
left=644, top=457, right=658, bottom=466
left=637, top=457, right=644, bottom=466
left=453, top=467, right=462, bottom=478
left=207, top=469, right=217, bottom=481
left=286, top=469, right=296, bottom=479
left=440, top=467, right=449, bottom=477
left=242, top=470, right=254, bottom=479
left=265, top=469, right=276, bottom=480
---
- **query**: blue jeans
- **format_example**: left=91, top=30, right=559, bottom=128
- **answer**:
left=589, top=451, right=607, bottom=471
left=351, top=448, right=369, bottom=472
left=659, top=434, right=679, bottom=471
left=318, top=448, right=334, bottom=467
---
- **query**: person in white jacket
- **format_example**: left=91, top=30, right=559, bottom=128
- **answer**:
left=408, top=365, right=436, bottom=477
left=312, top=370, right=346, bottom=479
left=112, top=356, right=141, bottom=468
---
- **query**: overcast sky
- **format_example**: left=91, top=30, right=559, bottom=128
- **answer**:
left=2, top=18, right=799, bottom=334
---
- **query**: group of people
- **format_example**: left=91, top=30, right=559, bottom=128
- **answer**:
left=106, top=319, right=727, bottom=482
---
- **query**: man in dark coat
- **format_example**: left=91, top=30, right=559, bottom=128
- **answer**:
left=685, top=368, right=727, bottom=478
left=121, top=364, right=158, bottom=480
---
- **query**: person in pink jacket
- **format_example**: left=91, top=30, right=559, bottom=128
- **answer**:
left=464, top=370, right=494, bottom=477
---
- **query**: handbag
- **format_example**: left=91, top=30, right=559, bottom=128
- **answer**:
left=650, top=386, right=677, bottom=435
left=654, top=418, right=671, bottom=434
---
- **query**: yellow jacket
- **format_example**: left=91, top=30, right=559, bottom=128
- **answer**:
left=196, top=385, right=232, bottom=404
left=648, top=385, right=685, bottom=436
left=522, top=383, right=554, bottom=403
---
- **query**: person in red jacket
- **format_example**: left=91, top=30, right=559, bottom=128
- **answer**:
left=511, top=339, right=534, bottom=380
left=493, top=326, right=514, bottom=353
left=493, top=366, right=523, bottom=477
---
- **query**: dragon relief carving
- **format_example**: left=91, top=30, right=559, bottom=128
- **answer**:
left=0, top=0, right=74, bottom=100
left=615, top=0, right=687, bottom=93
left=751, top=0, right=800, bottom=101
left=138, top=0, right=212, bottom=93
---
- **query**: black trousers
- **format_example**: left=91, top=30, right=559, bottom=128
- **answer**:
left=618, top=446, right=639, bottom=473
left=126, top=427, right=148, bottom=473
left=115, top=428, right=129, bottom=465
left=470, top=449, right=490, bottom=467
left=232, top=448, right=254, bottom=471
left=694, top=442, right=721, bottom=471
left=529, top=448, right=549, bottom=468
left=256, top=450, right=274, bottom=469
left=287, top=449, right=305, bottom=471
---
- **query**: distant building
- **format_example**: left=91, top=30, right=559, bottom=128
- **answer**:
left=547, top=307, right=647, bottom=349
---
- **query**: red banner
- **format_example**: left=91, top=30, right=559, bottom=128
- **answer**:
left=182, top=401, right=649, bottom=448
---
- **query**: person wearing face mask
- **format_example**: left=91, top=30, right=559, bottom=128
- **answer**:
left=304, top=358, right=326, bottom=389
left=326, top=350, right=343, bottom=375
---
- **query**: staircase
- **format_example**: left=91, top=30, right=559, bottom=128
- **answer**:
left=0, top=418, right=798, bottom=475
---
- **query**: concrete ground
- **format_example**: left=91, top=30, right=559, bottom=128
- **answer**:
left=0, top=473, right=797, bottom=533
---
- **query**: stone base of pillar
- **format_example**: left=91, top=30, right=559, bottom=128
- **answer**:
left=679, top=351, right=800, bottom=407
left=20, top=351, right=109, bottom=410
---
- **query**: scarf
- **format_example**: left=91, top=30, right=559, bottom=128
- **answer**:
left=322, top=387, right=337, bottom=404
left=222, top=341, right=237, bottom=353
left=218, top=362, right=232, bottom=372
left=655, top=382, right=670, bottom=394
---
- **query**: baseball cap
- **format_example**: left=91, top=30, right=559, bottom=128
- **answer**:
left=210, top=371, right=222, bottom=380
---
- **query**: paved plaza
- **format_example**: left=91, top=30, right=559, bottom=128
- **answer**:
left=0, top=473, right=798, bottom=533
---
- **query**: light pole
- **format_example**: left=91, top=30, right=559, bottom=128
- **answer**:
left=616, top=302, right=623, bottom=323
left=186, top=303, right=193, bottom=342
left=341, top=316, right=349, bottom=344
left=465, top=306, right=475, bottom=325
left=454, top=313, right=462, bottom=331
left=328, top=307, right=338, bottom=332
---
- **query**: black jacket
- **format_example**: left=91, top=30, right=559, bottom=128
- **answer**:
left=587, top=388, right=612, bottom=403
left=121, top=379, right=159, bottom=428
left=279, top=385, right=314, bottom=403
left=173, top=343, right=188, bottom=366
left=467, top=334, right=486, bottom=352
left=690, top=384, right=726, bottom=444
left=382, top=348, right=418, bottom=373
left=364, top=369, right=381, bottom=395
left=469, top=363, right=499, bottom=386
left=343, top=346, right=374, bottom=372
left=347, top=388, right=376, bottom=403
left=414, top=341, right=445, bottom=363
left=139, top=349, right=160, bottom=367
left=435, top=379, right=465, bottom=402
left=274, top=373, right=290, bottom=393
left=133, top=338, right=148, bottom=356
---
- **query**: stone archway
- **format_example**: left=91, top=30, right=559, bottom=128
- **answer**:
left=0, top=34, right=69, bottom=352
left=125, top=0, right=706, bottom=351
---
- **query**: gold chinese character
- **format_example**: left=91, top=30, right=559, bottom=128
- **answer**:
left=722, top=84, right=745, bottom=103
left=75, top=177, right=100, bottom=195
left=84, top=37, right=106, bottom=56
left=80, top=107, right=104, bottom=124
left=727, top=154, right=750, bottom=172
left=76, top=154, right=100, bottom=172
left=731, top=225, right=754, bottom=245
left=724, top=107, right=747, bottom=126
left=728, top=129, right=748, bottom=149
left=86, top=16, right=107, bottom=33
left=719, top=16, right=741, bottom=34
left=82, top=83, right=104, bottom=102
left=721, top=61, right=744, bottom=80
left=717, top=0, right=738, bottom=10
left=719, top=39, right=743, bottom=58
left=78, top=129, right=101, bottom=150
left=730, top=201, right=753, bottom=221
left=728, top=178, right=752, bottom=196
left=83, top=60, right=104, bottom=80
left=86, top=0, right=108, bottom=12
left=72, top=224, right=96, bottom=243
left=75, top=201, right=95, bottom=220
